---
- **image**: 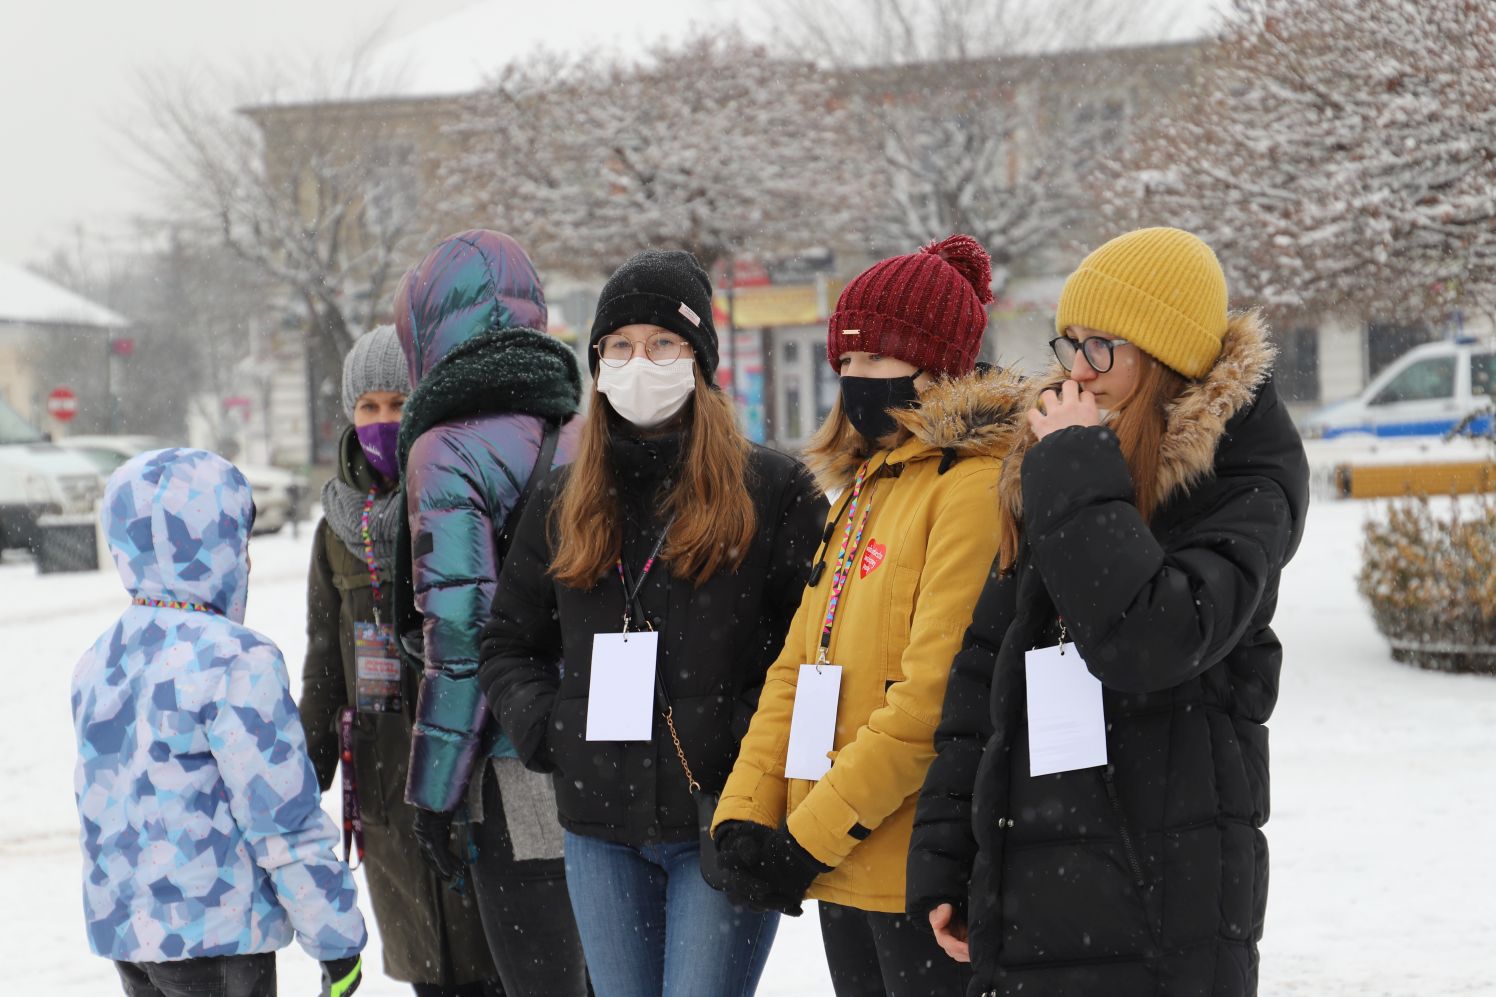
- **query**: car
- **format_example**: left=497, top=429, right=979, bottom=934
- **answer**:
left=0, top=396, right=105, bottom=555
left=1299, top=337, right=1496, bottom=440
left=60, top=435, right=305, bottom=534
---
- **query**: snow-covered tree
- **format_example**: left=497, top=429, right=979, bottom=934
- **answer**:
left=441, top=32, right=862, bottom=276
left=832, top=63, right=1088, bottom=282
left=773, top=0, right=1188, bottom=284
left=1108, top=0, right=1496, bottom=320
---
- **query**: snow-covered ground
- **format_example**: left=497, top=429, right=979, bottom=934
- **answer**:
left=3, top=499, right=1494, bottom=995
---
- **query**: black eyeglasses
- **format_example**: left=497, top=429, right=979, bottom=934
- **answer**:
left=1049, top=335, right=1130, bottom=374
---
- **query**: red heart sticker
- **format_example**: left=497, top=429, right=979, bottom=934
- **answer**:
left=860, top=540, right=886, bottom=578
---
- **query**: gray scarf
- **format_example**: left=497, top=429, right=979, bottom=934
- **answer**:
left=321, top=477, right=402, bottom=574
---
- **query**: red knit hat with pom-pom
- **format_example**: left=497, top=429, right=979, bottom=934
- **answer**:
left=827, top=234, right=993, bottom=377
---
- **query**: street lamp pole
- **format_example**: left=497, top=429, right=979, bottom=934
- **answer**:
left=724, top=256, right=737, bottom=406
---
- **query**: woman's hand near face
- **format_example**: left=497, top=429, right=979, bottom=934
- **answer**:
left=1027, top=379, right=1100, bottom=441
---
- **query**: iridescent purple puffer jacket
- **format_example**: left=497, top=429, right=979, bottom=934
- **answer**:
left=395, top=230, right=582, bottom=814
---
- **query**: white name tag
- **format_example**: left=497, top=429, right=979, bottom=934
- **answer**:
left=1025, top=643, right=1108, bottom=777
left=586, top=631, right=658, bottom=741
left=784, top=664, right=843, bottom=781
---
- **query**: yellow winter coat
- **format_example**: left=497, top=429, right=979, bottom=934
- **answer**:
left=714, top=368, right=1028, bottom=912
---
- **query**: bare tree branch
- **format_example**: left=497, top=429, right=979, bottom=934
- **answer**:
left=129, top=44, right=439, bottom=373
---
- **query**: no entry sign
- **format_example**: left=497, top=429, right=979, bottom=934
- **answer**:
left=47, top=386, right=78, bottom=422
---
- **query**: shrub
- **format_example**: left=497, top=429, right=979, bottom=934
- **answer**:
left=1358, top=493, right=1496, bottom=674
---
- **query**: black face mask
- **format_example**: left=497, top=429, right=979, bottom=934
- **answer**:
left=840, top=374, right=921, bottom=443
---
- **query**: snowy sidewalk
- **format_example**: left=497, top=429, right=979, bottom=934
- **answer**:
left=3, top=501, right=1493, bottom=995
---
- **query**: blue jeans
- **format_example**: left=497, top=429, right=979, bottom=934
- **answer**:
left=563, top=831, right=778, bottom=997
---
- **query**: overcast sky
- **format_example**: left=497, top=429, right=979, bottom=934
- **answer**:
left=0, top=0, right=1223, bottom=270
left=0, top=0, right=469, bottom=267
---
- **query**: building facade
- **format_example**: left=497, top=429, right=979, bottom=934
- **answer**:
left=243, top=36, right=1469, bottom=457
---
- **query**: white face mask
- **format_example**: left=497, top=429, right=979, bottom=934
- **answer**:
left=596, top=358, right=697, bottom=428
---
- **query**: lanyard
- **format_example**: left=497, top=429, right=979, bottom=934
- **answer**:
left=615, top=521, right=673, bottom=633
left=807, top=487, right=858, bottom=588
left=338, top=707, right=364, bottom=868
left=359, top=488, right=383, bottom=627
left=817, top=459, right=878, bottom=664
left=132, top=596, right=219, bottom=615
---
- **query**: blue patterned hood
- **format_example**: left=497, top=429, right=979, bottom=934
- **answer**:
left=102, top=448, right=252, bottom=622
left=73, top=449, right=365, bottom=964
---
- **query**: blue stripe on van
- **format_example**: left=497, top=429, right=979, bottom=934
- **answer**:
left=1322, top=414, right=1492, bottom=439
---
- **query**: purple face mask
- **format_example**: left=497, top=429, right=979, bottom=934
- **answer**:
left=356, top=421, right=401, bottom=482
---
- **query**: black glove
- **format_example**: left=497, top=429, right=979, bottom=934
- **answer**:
left=319, top=955, right=362, bottom=996
left=715, top=820, right=831, bottom=917
left=411, top=808, right=463, bottom=882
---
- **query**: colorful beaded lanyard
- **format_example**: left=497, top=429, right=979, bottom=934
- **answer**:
left=359, top=487, right=384, bottom=627
left=817, top=459, right=878, bottom=666
left=132, top=596, right=219, bottom=615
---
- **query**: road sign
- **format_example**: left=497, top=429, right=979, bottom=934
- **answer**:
left=47, top=386, right=78, bottom=422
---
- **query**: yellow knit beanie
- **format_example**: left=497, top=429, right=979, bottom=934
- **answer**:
left=1054, top=227, right=1228, bottom=379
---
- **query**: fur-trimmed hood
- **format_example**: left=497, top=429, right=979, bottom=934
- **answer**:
left=814, top=365, right=1032, bottom=491
left=998, top=309, right=1278, bottom=523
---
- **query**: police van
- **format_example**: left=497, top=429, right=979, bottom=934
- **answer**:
left=1300, top=337, right=1496, bottom=440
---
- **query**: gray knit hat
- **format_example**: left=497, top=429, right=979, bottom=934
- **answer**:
left=342, top=325, right=410, bottom=419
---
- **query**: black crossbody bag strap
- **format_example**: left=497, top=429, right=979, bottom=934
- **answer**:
left=496, top=419, right=561, bottom=565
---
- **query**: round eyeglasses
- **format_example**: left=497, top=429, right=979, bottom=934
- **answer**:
left=1049, top=335, right=1130, bottom=374
left=594, top=332, right=689, bottom=367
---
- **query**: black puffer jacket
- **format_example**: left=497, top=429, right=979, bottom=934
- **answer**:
left=479, top=429, right=827, bottom=845
left=907, top=313, right=1309, bottom=997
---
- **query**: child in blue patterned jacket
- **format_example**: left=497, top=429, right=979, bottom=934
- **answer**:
left=72, top=448, right=367, bottom=997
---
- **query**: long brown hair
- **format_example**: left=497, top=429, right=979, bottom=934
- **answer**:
left=549, top=366, right=757, bottom=588
left=997, top=355, right=1189, bottom=571
left=802, top=392, right=916, bottom=493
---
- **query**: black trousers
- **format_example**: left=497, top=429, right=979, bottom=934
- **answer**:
left=819, top=902, right=973, bottom=997
left=413, top=982, right=506, bottom=997
left=115, top=953, right=276, bottom=997
left=470, top=765, right=589, bottom=997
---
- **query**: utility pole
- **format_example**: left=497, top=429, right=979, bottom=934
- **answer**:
left=724, top=256, right=738, bottom=408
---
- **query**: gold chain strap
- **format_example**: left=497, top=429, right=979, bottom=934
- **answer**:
left=662, top=706, right=701, bottom=792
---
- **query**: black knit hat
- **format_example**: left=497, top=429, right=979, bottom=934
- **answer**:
left=589, top=250, right=719, bottom=383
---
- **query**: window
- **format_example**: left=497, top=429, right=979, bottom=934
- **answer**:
left=1472, top=352, right=1496, bottom=400
left=782, top=340, right=803, bottom=442
left=362, top=140, right=422, bottom=229
left=770, top=327, right=842, bottom=450
left=1369, top=357, right=1456, bottom=405
left=0, top=396, right=45, bottom=445
left=1366, top=322, right=1434, bottom=378
left=1275, top=327, right=1321, bottom=403
left=1072, top=97, right=1128, bottom=171
left=74, top=448, right=128, bottom=474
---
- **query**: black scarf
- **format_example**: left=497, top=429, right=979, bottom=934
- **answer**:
left=609, top=429, right=685, bottom=531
